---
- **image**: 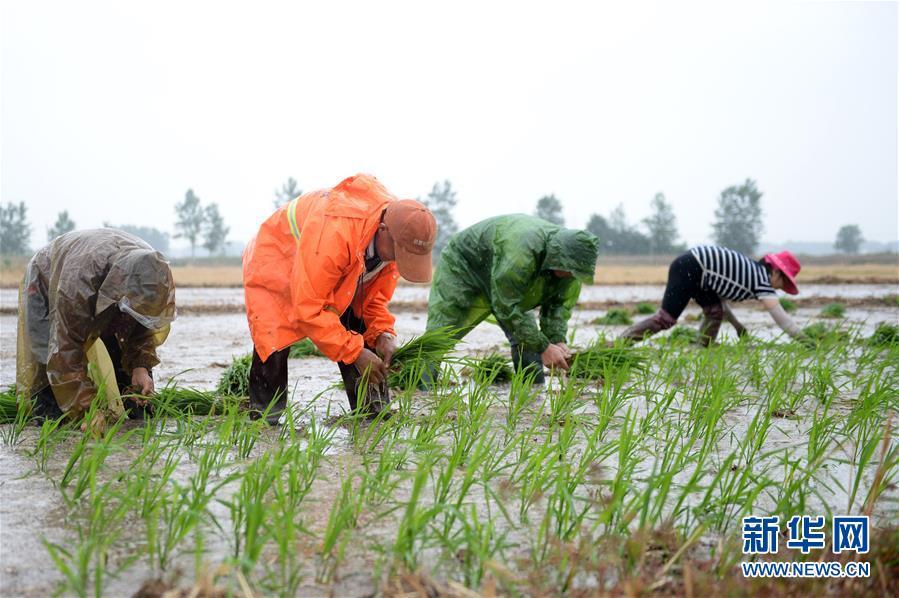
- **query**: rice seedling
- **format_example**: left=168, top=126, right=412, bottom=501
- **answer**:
left=568, top=342, right=647, bottom=381
left=634, top=302, right=656, bottom=315
left=289, top=338, right=324, bottom=358
left=779, top=297, right=797, bottom=312
left=462, top=352, right=514, bottom=383
left=869, top=322, right=899, bottom=347
left=0, top=385, right=21, bottom=423
left=666, top=325, right=699, bottom=344
left=151, top=383, right=233, bottom=416
left=593, top=307, right=633, bottom=326
left=317, top=472, right=369, bottom=582
left=216, top=353, right=253, bottom=397
left=390, top=456, right=441, bottom=572
left=388, top=327, right=460, bottom=388
left=224, top=451, right=280, bottom=573
left=819, top=302, right=846, bottom=318
left=802, top=322, right=850, bottom=344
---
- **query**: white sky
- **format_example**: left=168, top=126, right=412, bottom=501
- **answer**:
left=2, top=0, right=897, bottom=250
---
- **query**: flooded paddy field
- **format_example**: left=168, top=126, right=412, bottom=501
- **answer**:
left=0, top=285, right=897, bottom=596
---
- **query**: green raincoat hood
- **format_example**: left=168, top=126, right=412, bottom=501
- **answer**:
left=543, top=229, right=600, bottom=283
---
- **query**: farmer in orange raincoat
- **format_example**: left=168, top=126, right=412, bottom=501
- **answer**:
left=242, top=174, right=437, bottom=423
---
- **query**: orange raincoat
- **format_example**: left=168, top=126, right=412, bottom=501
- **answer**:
left=243, top=174, right=401, bottom=364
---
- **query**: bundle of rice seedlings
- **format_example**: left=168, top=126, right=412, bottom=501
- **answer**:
left=388, top=327, right=460, bottom=388
left=666, top=325, right=699, bottom=344
left=819, top=303, right=845, bottom=319
left=885, top=295, right=899, bottom=308
left=289, top=338, right=324, bottom=358
left=568, top=342, right=647, bottom=380
left=0, top=386, right=20, bottom=424
left=150, top=384, right=230, bottom=416
left=868, top=323, right=899, bottom=347
left=779, top=297, right=797, bottom=313
left=463, top=352, right=514, bottom=383
left=216, top=353, right=253, bottom=397
left=802, top=322, right=850, bottom=343
left=634, top=302, right=656, bottom=315
left=593, top=308, right=633, bottom=326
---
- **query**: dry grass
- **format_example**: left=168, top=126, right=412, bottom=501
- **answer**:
left=2, top=261, right=897, bottom=288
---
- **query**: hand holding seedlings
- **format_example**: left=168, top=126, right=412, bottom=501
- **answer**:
left=354, top=348, right=388, bottom=385
left=375, top=333, right=398, bottom=367
left=541, top=344, right=570, bottom=371
left=131, top=367, right=154, bottom=398
left=554, top=342, right=573, bottom=359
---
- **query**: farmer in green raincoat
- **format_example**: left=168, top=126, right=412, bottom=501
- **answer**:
left=426, top=215, right=599, bottom=383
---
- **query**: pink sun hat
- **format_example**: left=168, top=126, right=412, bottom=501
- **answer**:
left=764, top=251, right=801, bottom=295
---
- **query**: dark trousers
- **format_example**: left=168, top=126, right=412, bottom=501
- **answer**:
left=33, top=334, right=152, bottom=422
left=501, top=328, right=545, bottom=384
left=661, top=253, right=723, bottom=319
left=249, top=309, right=388, bottom=417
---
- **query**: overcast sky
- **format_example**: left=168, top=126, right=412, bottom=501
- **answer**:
left=2, top=1, right=897, bottom=251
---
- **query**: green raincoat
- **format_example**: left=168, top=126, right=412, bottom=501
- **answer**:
left=426, top=215, right=599, bottom=353
left=16, top=229, right=176, bottom=420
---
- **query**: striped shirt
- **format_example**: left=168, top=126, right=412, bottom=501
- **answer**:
left=690, top=245, right=776, bottom=301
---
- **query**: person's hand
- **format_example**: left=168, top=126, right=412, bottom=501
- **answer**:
left=131, top=367, right=154, bottom=398
left=541, top=344, right=570, bottom=371
left=353, top=348, right=388, bottom=385
left=554, top=343, right=573, bottom=359
left=375, top=333, right=398, bottom=368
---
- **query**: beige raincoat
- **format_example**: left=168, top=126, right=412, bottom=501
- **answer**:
left=16, top=229, right=176, bottom=420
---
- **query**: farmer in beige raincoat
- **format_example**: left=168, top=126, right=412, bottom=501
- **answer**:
left=16, top=229, right=176, bottom=432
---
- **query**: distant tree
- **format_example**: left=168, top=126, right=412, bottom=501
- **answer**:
left=174, top=189, right=206, bottom=257
left=105, top=223, right=170, bottom=253
left=834, top=224, right=864, bottom=255
left=422, top=180, right=459, bottom=259
left=47, top=210, right=76, bottom=241
left=202, top=203, right=230, bottom=255
left=607, top=204, right=650, bottom=254
left=0, top=202, right=31, bottom=255
left=711, top=179, right=764, bottom=254
left=535, top=194, right=565, bottom=226
left=642, top=193, right=680, bottom=254
left=274, top=177, right=302, bottom=208
left=586, top=214, right=614, bottom=253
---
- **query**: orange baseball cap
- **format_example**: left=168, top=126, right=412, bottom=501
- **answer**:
left=383, top=199, right=437, bottom=283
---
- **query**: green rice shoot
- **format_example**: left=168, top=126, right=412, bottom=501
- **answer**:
left=289, top=338, right=324, bottom=358
left=779, top=297, right=797, bottom=312
left=868, top=322, right=899, bottom=347
left=217, top=353, right=253, bottom=397
left=593, top=308, right=633, bottom=326
left=463, top=352, right=514, bottom=383
left=568, top=342, right=647, bottom=380
left=634, top=302, right=656, bottom=315
left=819, top=302, right=846, bottom=319
left=388, top=327, right=460, bottom=388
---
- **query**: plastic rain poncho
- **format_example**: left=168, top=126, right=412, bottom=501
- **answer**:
left=16, top=229, right=176, bottom=419
left=426, top=215, right=599, bottom=353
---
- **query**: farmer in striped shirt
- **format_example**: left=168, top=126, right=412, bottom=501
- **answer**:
left=620, top=246, right=806, bottom=345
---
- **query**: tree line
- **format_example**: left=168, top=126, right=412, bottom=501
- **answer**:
left=0, top=178, right=874, bottom=257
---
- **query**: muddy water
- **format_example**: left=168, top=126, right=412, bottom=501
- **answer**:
left=1, top=292, right=897, bottom=596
